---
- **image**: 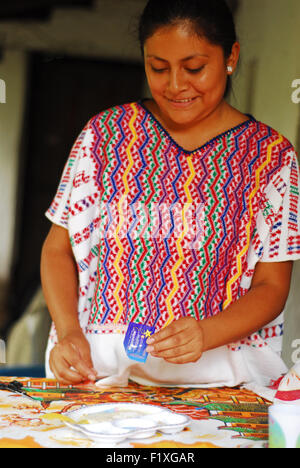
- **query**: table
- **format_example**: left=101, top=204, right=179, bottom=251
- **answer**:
left=0, top=377, right=271, bottom=448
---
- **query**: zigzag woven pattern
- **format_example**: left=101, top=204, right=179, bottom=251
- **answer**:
left=46, top=102, right=300, bottom=339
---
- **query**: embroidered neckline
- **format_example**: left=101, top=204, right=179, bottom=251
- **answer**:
left=137, top=100, right=256, bottom=155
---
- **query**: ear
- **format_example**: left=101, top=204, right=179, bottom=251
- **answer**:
left=226, top=42, right=240, bottom=74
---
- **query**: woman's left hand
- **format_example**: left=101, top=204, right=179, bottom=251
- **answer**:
left=146, top=317, right=204, bottom=364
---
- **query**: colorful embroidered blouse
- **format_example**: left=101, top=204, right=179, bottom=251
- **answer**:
left=46, top=101, right=300, bottom=343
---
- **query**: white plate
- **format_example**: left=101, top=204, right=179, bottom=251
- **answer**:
left=63, top=402, right=190, bottom=442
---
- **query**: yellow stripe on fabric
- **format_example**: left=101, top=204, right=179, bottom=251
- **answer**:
left=113, top=103, right=138, bottom=323
left=223, top=135, right=283, bottom=309
left=165, top=156, right=195, bottom=327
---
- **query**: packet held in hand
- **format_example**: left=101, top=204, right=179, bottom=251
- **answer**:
left=123, top=322, right=155, bottom=363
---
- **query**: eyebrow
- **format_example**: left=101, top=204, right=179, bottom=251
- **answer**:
left=146, top=54, right=209, bottom=61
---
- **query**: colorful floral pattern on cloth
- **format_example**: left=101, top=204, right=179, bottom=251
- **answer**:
left=0, top=377, right=272, bottom=448
left=46, top=101, right=300, bottom=351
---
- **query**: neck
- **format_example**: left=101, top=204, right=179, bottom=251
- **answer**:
left=144, top=99, right=249, bottom=152
left=153, top=98, right=230, bottom=135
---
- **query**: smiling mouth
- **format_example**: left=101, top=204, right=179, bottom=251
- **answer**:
left=168, top=97, right=196, bottom=103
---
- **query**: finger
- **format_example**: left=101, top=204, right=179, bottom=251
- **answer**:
left=66, top=353, right=97, bottom=381
left=150, top=333, right=203, bottom=362
left=164, top=351, right=201, bottom=365
left=147, top=318, right=197, bottom=348
left=147, top=322, right=182, bottom=345
left=146, top=330, right=189, bottom=354
left=66, top=343, right=97, bottom=380
left=53, top=344, right=96, bottom=382
left=75, top=342, right=95, bottom=371
left=150, top=341, right=194, bottom=360
left=50, top=357, right=85, bottom=385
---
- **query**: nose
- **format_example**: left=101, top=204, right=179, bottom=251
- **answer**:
left=167, top=69, right=188, bottom=94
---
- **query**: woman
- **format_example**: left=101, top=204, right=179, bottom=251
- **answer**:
left=41, top=0, right=300, bottom=387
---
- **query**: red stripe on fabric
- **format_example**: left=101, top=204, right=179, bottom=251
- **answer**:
left=275, top=389, right=300, bottom=401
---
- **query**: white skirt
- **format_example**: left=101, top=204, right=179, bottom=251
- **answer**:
left=45, top=329, right=288, bottom=388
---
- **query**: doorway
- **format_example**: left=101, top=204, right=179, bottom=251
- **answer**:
left=6, top=52, right=145, bottom=330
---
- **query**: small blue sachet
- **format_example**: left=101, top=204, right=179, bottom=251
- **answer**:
left=123, top=322, right=155, bottom=363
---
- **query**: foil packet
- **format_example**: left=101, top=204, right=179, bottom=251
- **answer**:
left=123, top=322, right=155, bottom=363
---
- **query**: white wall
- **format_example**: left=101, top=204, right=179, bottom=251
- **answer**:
left=231, top=0, right=300, bottom=368
left=231, top=0, right=300, bottom=148
left=0, top=51, right=27, bottom=290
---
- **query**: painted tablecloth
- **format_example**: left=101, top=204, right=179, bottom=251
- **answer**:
left=0, top=377, right=271, bottom=448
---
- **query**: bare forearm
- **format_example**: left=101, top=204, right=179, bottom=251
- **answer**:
left=41, top=244, right=81, bottom=341
left=41, top=225, right=97, bottom=384
left=201, top=282, right=288, bottom=352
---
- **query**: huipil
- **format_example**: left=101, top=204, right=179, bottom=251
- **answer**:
left=46, top=101, right=300, bottom=357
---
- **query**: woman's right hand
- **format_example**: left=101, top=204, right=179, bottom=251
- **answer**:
left=49, top=330, right=97, bottom=385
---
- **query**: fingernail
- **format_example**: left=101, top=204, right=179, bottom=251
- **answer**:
left=146, top=338, right=154, bottom=344
left=88, top=374, right=96, bottom=381
left=146, top=346, right=154, bottom=353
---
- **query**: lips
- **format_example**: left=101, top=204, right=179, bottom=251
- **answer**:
left=170, top=98, right=195, bottom=103
left=166, top=96, right=198, bottom=108
left=167, top=97, right=196, bottom=103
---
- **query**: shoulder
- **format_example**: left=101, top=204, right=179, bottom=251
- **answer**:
left=247, top=118, right=296, bottom=164
left=249, top=119, right=294, bottom=150
left=88, top=101, right=142, bottom=130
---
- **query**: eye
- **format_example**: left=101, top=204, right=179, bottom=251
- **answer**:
left=186, top=66, right=205, bottom=74
left=150, top=66, right=168, bottom=73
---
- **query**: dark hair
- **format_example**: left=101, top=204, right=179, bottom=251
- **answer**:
left=139, top=0, right=237, bottom=57
left=138, top=0, right=237, bottom=96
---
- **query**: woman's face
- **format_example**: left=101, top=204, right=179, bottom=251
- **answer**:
left=144, top=23, right=239, bottom=129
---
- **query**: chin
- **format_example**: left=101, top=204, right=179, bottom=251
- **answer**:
left=165, top=109, right=203, bottom=127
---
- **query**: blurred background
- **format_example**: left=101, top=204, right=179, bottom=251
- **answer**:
left=0, top=0, right=299, bottom=376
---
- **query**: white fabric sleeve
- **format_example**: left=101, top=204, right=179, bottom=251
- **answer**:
left=260, top=151, right=300, bottom=262
left=45, top=122, right=92, bottom=229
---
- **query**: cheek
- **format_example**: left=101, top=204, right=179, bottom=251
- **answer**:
left=147, top=76, right=166, bottom=98
left=196, top=68, right=227, bottom=98
left=145, top=71, right=158, bottom=95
